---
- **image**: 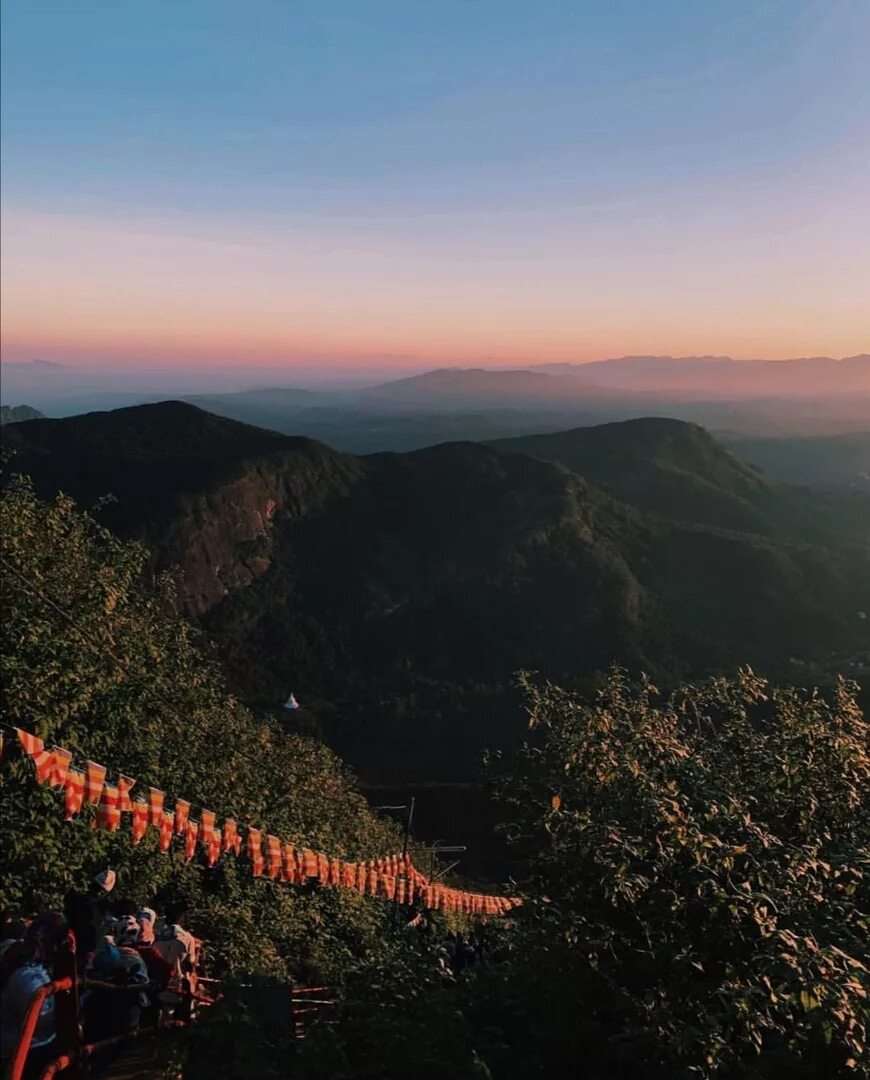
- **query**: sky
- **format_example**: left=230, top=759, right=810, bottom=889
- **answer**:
left=2, top=0, right=869, bottom=373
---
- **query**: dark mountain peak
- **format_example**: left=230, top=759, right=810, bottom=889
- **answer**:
left=3, top=399, right=335, bottom=462
left=490, top=417, right=778, bottom=534
left=0, top=404, right=45, bottom=425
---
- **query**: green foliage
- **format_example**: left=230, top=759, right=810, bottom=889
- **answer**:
left=484, top=669, right=870, bottom=1077
left=0, top=474, right=404, bottom=983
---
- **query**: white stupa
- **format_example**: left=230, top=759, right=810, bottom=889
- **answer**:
left=283, top=692, right=300, bottom=711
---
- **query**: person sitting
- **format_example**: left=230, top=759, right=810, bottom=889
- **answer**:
left=154, top=903, right=198, bottom=1021
left=0, top=913, right=65, bottom=1076
left=84, top=928, right=149, bottom=1043
left=63, top=868, right=116, bottom=972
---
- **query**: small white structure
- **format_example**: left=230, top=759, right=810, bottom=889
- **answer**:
left=283, top=692, right=300, bottom=710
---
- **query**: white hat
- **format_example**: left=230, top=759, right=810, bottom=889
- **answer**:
left=93, top=869, right=116, bottom=893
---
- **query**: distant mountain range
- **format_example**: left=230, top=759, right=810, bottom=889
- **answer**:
left=3, top=355, right=868, bottom=441
left=5, top=402, right=869, bottom=808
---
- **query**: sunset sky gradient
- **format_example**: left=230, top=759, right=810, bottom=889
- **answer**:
left=2, top=0, right=869, bottom=370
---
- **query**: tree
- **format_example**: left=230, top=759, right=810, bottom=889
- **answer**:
left=0, top=475, right=405, bottom=983
left=483, top=669, right=869, bottom=1077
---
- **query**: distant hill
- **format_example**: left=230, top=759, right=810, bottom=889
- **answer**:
left=490, top=418, right=782, bottom=535
left=362, top=367, right=592, bottom=407
left=726, top=431, right=870, bottom=491
left=5, top=403, right=869, bottom=788
left=0, top=404, right=45, bottom=425
left=535, top=353, right=870, bottom=398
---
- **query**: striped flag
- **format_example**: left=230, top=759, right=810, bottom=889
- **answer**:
left=158, top=810, right=174, bottom=852
left=174, top=799, right=190, bottom=836
left=48, top=747, right=73, bottom=789
left=247, top=827, right=265, bottom=877
left=131, top=800, right=149, bottom=844
left=64, top=769, right=85, bottom=820
left=148, top=788, right=165, bottom=828
left=16, top=729, right=54, bottom=785
left=117, top=774, right=136, bottom=813
left=85, top=761, right=107, bottom=805
left=96, top=784, right=120, bottom=831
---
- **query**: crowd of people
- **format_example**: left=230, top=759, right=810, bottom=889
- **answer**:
left=0, top=868, right=201, bottom=1076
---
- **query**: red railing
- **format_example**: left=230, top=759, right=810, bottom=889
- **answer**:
left=5, top=978, right=73, bottom=1080
left=6, top=940, right=213, bottom=1080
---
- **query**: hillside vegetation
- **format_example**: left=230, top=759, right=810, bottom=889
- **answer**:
left=1, top=460, right=867, bottom=1078
left=0, top=473, right=413, bottom=984
left=4, top=405, right=869, bottom=809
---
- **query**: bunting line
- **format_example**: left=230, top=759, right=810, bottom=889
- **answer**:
left=4, top=724, right=521, bottom=917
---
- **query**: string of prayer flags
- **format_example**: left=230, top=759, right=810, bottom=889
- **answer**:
left=3, top=724, right=521, bottom=919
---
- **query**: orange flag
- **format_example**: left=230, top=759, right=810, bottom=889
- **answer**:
left=200, top=810, right=216, bottom=848
left=283, top=843, right=299, bottom=883
left=367, top=865, right=378, bottom=896
left=341, top=862, right=356, bottom=888
left=148, top=788, right=165, bottom=828
left=301, top=848, right=318, bottom=879
left=131, top=800, right=149, bottom=844
left=329, top=858, right=342, bottom=887
left=64, top=769, right=85, bottom=820
left=317, top=852, right=330, bottom=886
left=223, top=818, right=241, bottom=856
left=396, top=878, right=407, bottom=905
left=158, top=810, right=174, bottom=852
left=174, top=799, right=190, bottom=836
left=355, top=862, right=367, bottom=893
left=16, top=729, right=54, bottom=784
left=96, top=784, right=120, bottom=831
left=266, top=836, right=282, bottom=879
left=85, top=761, right=107, bottom=805
left=248, top=827, right=265, bottom=877
left=117, top=774, right=136, bottom=813
left=185, top=820, right=199, bottom=861
left=206, top=827, right=222, bottom=867
left=48, top=747, right=73, bottom=789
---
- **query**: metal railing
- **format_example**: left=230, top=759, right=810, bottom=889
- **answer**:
left=5, top=937, right=213, bottom=1080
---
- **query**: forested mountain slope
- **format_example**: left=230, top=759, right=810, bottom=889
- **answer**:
left=5, top=403, right=869, bottom=793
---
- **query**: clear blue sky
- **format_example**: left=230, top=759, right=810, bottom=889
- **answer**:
left=2, top=0, right=868, bottom=367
